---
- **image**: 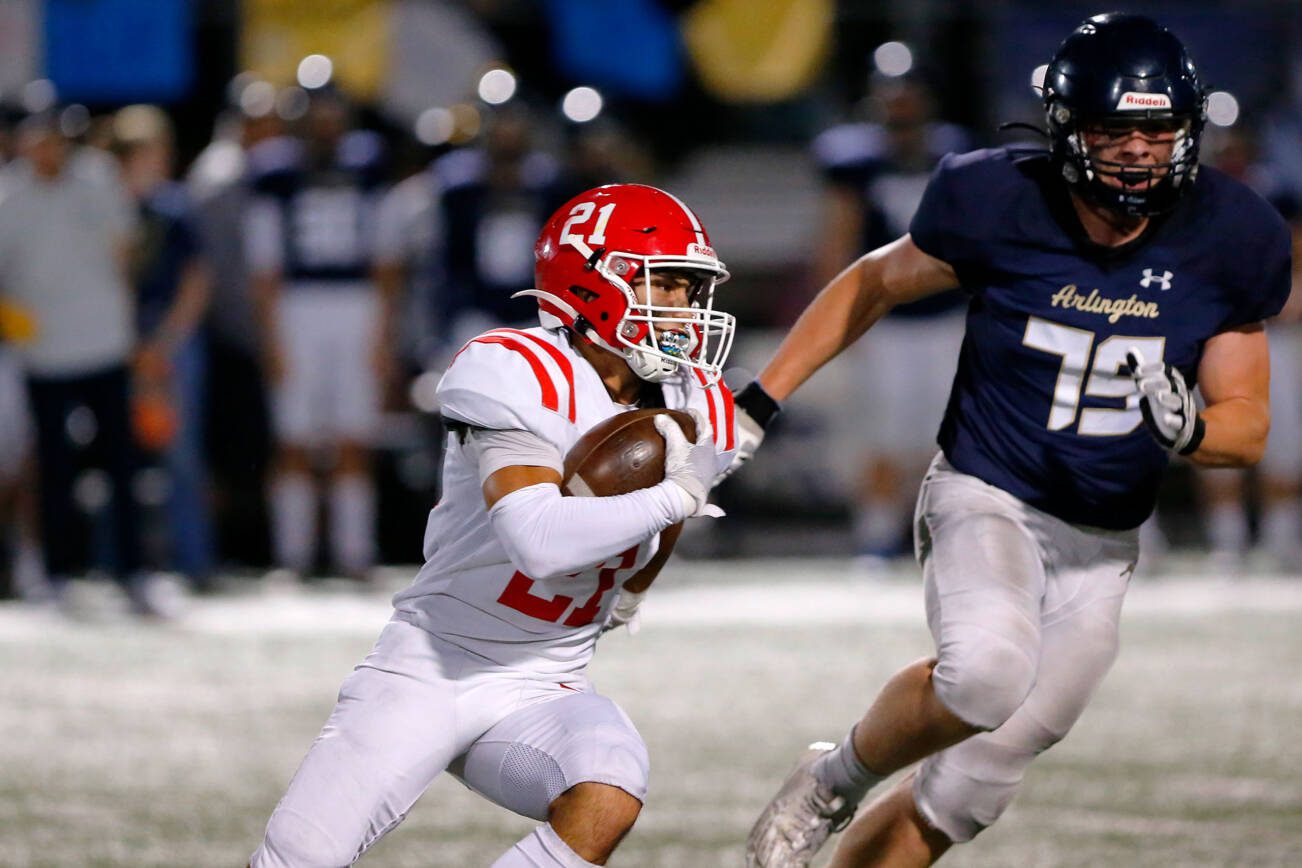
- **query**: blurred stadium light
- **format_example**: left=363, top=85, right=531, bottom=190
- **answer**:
left=238, top=80, right=277, bottom=119
left=1206, top=90, right=1240, bottom=127
left=561, top=86, right=603, bottom=123
left=296, top=54, right=334, bottom=90
left=477, top=68, right=517, bottom=106
left=275, top=85, right=309, bottom=121
left=873, top=41, right=914, bottom=77
left=415, top=107, right=455, bottom=146
left=20, top=77, right=56, bottom=113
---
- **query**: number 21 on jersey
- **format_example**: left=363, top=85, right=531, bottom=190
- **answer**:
left=1022, top=316, right=1164, bottom=436
left=496, top=546, right=639, bottom=627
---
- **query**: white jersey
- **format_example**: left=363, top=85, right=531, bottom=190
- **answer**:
left=393, top=325, right=737, bottom=677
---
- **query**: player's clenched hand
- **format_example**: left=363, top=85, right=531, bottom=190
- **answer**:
left=1126, top=348, right=1205, bottom=456
left=655, top=409, right=724, bottom=518
left=714, top=380, right=781, bottom=486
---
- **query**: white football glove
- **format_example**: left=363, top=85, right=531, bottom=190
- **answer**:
left=654, top=409, right=724, bottom=518
left=600, top=588, right=646, bottom=636
left=1126, top=348, right=1205, bottom=455
left=713, top=381, right=781, bottom=486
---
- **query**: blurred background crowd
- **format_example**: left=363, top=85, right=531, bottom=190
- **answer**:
left=1, top=0, right=1301, bottom=613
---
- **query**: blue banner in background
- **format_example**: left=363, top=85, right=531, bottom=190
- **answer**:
left=542, top=0, right=682, bottom=101
left=45, top=0, right=194, bottom=103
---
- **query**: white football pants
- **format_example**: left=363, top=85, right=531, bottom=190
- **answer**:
left=250, top=618, right=649, bottom=867
left=910, top=454, right=1138, bottom=843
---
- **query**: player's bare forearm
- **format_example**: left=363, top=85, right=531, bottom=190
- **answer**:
left=1190, top=322, right=1271, bottom=467
left=622, top=522, right=682, bottom=593
left=1187, top=397, right=1269, bottom=467
left=759, top=257, right=888, bottom=401
left=758, top=236, right=958, bottom=402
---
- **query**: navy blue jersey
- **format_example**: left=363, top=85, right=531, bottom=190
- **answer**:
left=251, top=131, right=386, bottom=283
left=911, top=148, right=1291, bottom=529
left=436, top=148, right=568, bottom=325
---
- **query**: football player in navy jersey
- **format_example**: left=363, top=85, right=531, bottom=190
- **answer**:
left=247, top=86, right=392, bottom=580
left=738, top=13, right=1291, bottom=867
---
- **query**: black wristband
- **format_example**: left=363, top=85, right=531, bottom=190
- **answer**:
left=1177, top=414, right=1206, bottom=456
left=734, top=381, right=782, bottom=430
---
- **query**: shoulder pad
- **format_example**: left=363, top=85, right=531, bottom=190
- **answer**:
left=438, top=329, right=579, bottom=436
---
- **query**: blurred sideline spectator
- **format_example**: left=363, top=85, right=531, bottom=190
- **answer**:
left=1195, top=126, right=1302, bottom=571
left=246, top=87, right=390, bottom=579
left=0, top=311, right=42, bottom=599
left=559, top=118, right=655, bottom=196
left=113, top=105, right=216, bottom=590
left=0, top=112, right=170, bottom=615
left=809, top=75, right=972, bottom=558
left=188, top=100, right=283, bottom=570
left=436, top=105, right=568, bottom=344
left=0, top=113, right=42, bottom=600
left=373, top=144, right=443, bottom=387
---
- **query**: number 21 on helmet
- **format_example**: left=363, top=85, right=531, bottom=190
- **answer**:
left=519, top=183, right=735, bottom=384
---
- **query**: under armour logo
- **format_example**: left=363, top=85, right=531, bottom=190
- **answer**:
left=1140, top=268, right=1173, bottom=291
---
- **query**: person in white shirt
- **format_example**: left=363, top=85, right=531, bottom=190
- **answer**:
left=0, top=111, right=166, bottom=615
left=250, top=184, right=737, bottom=867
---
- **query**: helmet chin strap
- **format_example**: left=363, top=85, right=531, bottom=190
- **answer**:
left=627, top=347, right=678, bottom=383
left=626, top=322, right=700, bottom=383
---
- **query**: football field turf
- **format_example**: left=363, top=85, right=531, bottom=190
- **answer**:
left=1, top=561, right=1298, bottom=866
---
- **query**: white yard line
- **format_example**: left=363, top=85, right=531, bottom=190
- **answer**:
left=0, top=566, right=1299, bottom=637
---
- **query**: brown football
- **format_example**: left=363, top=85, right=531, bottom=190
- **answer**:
left=562, top=409, right=697, bottom=497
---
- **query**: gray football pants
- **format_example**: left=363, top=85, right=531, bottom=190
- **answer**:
left=911, top=455, right=1139, bottom=842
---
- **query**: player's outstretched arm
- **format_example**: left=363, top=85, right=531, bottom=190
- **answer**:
left=757, top=235, right=958, bottom=402
left=717, top=236, right=957, bottom=483
left=1189, top=322, right=1271, bottom=467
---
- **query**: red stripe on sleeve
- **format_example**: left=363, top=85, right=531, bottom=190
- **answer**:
left=496, top=329, right=578, bottom=423
left=719, top=380, right=736, bottom=451
left=693, top=368, right=721, bottom=447
left=470, top=336, right=560, bottom=414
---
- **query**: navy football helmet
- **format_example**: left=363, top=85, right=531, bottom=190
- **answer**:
left=1043, top=13, right=1206, bottom=217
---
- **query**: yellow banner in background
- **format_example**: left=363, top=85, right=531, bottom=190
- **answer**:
left=241, top=0, right=391, bottom=99
left=683, top=0, right=833, bottom=104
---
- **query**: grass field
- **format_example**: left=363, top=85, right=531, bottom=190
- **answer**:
left=1, top=560, right=1299, bottom=867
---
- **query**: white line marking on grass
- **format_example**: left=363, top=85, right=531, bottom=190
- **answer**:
left=0, top=567, right=1298, bottom=638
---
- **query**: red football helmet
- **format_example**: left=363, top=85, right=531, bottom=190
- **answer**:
left=520, top=183, right=734, bottom=383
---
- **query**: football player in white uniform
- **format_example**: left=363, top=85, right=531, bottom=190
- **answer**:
left=250, top=183, right=738, bottom=867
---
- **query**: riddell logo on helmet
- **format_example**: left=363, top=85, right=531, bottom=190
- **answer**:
left=1116, top=92, right=1172, bottom=111
left=687, top=243, right=716, bottom=260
